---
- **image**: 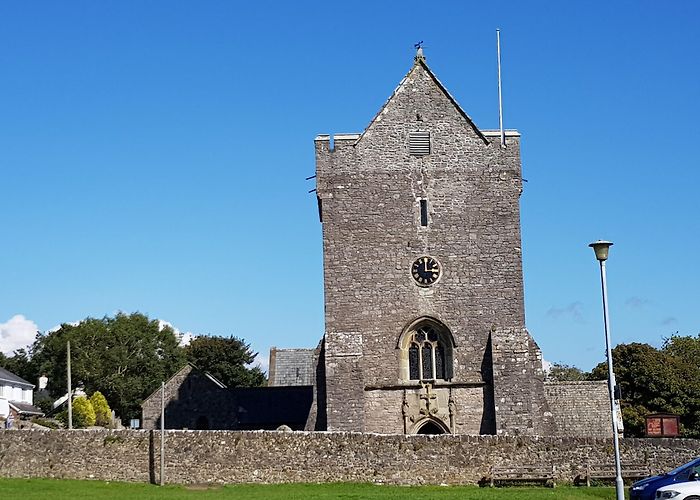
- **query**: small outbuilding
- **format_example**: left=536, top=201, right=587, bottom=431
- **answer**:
left=141, top=363, right=313, bottom=431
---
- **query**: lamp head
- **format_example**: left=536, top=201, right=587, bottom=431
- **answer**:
left=589, top=240, right=613, bottom=262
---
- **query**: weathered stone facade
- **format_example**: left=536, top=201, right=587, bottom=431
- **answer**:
left=1, top=429, right=698, bottom=485
left=314, top=52, right=560, bottom=435
left=544, top=381, right=612, bottom=437
left=141, top=364, right=237, bottom=430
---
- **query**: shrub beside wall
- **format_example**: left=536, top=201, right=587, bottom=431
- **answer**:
left=89, top=392, right=111, bottom=427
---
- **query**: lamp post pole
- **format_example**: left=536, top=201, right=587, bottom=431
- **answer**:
left=590, top=240, right=624, bottom=500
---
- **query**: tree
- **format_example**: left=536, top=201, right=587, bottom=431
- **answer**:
left=546, top=363, right=587, bottom=382
left=589, top=340, right=700, bottom=437
left=661, top=334, right=700, bottom=436
left=185, top=335, right=265, bottom=388
left=31, top=312, right=186, bottom=422
left=90, top=391, right=112, bottom=427
left=0, top=347, right=36, bottom=386
left=662, top=334, right=700, bottom=367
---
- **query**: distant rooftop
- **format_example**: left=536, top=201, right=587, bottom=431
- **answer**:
left=268, top=348, right=315, bottom=387
left=0, top=367, right=34, bottom=388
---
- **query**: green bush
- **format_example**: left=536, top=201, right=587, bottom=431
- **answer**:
left=89, top=391, right=112, bottom=427
left=71, top=396, right=96, bottom=428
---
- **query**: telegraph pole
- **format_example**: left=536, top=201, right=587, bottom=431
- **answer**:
left=67, top=340, right=73, bottom=430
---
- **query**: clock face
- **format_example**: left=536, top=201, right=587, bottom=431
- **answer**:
left=411, top=256, right=441, bottom=286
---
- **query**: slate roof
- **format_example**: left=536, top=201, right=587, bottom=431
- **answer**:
left=268, top=348, right=315, bottom=387
left=8, top=401, right=43, bottom=416
left=0, top=367, right=34, bottom=388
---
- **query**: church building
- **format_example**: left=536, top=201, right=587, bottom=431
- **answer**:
left=306, top=48, right=610, bottom=436
left=144, top=49, right=612, bottom=438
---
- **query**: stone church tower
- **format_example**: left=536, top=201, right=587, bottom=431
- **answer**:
left=313, top=50, right=554, bottom=435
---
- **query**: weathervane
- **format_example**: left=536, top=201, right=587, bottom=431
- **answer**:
left=414, top=41, right=425, bottom=61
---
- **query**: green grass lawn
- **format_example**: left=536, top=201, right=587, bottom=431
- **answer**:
left=0, top=479, right=625, bottom=499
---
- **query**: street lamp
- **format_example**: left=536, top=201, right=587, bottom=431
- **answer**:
left=589, top=240, right=624, bottom=500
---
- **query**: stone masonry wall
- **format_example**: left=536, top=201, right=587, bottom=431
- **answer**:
left=142, top=364, right=237, bottom=431
left=1, top=430, right=698, bottom=485
left=0, top=430, right=153, bottom=483
left=490, top=329, right=556, bottom=436
left=544, top=381, right=613, bottom=438
left=316, top=56, right=537, bottom=434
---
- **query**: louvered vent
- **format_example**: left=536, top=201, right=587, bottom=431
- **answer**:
left=409, top=132, right=430, bottom=156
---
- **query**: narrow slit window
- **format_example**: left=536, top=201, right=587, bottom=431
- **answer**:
left=420, top=199, right=428, bottom=226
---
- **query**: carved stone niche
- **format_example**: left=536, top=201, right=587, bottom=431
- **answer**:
left=402, top=383, right=454, bottom=434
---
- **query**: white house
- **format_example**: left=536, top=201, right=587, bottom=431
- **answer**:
left=0, top=367, right=43, bottom=420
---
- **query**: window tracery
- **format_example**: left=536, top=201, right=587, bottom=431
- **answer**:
left=400, top=320, right=453, bottom=382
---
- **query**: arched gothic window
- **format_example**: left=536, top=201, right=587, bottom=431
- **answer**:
left=399, top=318, right=454, bottom=382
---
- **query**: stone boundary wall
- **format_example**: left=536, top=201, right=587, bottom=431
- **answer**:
left=1, top=430, right=698, bottom=485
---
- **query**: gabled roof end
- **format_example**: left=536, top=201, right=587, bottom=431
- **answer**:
left=357, top=48, right=489, bottom=146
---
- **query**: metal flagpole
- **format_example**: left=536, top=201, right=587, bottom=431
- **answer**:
left=67, top=340, right=72, bottom=430
left=160, top=381, right=165, bottom=486
left=497, top=29, right=505, bottom=147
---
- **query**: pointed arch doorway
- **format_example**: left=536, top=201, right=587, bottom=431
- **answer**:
left=412, top=417, right=450, bottom=435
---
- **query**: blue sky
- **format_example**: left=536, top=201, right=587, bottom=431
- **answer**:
left=1, top=2, right=698, bottom=371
